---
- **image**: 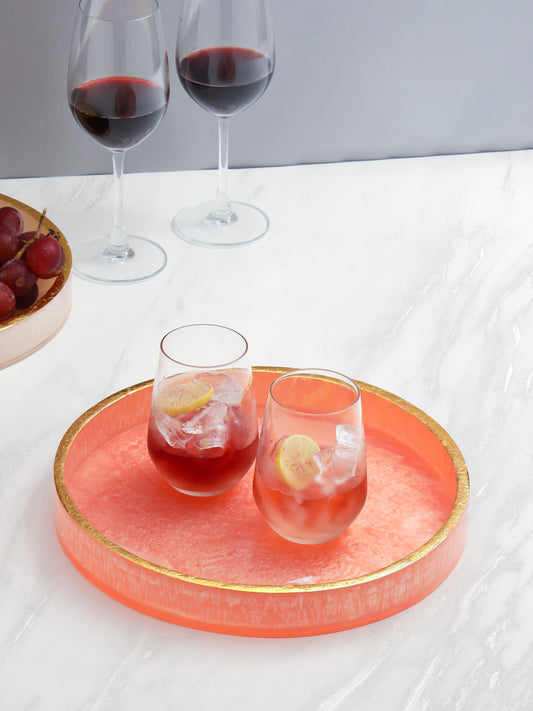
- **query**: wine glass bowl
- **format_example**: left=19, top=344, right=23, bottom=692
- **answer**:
left=172, top=0, right=275, bottom=247
left=69, top=78, right=168, bottom=152
left=178, top=47, right=273, bottom=119
left=67, top=0, right=170, bottom=283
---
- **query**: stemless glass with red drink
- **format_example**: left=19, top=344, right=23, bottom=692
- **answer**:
left=147, top=324, right=258, bottom=496
left=253, top=369, right=367, bottom=545
left=172, top=0, right=275, bottom=247
left=67, top=0, right=170, bottom=283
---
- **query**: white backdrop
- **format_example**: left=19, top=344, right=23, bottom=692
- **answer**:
left=1, top=0, right=533, bottom=178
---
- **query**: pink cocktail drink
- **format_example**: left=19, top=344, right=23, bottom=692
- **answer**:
left=253, top=369, right=367, bottom=544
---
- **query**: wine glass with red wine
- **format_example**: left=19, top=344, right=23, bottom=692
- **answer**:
left=67, top=0, right=170, bottom=283
left=173, top=0, right=275, bottom=247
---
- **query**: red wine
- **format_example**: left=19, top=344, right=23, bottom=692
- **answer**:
left=69, top=77, right=168, bottom=150
left=178, top=46, right=272, bottom=117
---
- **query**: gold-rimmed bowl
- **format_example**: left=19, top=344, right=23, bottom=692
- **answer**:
left=0, top=193, right=72, bottom=369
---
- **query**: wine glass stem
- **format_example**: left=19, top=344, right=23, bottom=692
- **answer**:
left=212, top=117, right=233, bottom=221
left=109, top=150, right=129, bottom=256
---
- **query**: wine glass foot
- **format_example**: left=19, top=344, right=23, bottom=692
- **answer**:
left=72, top=235, right=167, bottom=284
left=172, top=201, right=269, bottom=248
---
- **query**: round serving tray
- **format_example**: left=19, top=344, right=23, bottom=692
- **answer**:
left=0, top=193, right=72, bottom=369
left=53, top=368, right=469, bottom=637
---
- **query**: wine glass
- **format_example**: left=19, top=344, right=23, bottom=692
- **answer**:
left=253, top=369, right=367, bottom=544
left=172, top=0, right=275, bottom=247
left=67, top=0, right=170, bottom=284
left=147, top=324, right=258, bottom=496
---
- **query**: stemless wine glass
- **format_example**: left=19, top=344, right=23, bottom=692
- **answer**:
left=147, top=324, right=258, bottom=496
left=253, top=369, right=367, bottom=544
left=67, top=0, right=170, bottom=283
left=172, top=0, right=275, bottom=247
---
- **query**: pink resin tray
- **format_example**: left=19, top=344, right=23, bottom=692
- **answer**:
left=54, top=368, right=469, bottom=637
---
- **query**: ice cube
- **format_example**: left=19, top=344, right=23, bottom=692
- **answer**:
left=195, top=431, right=227, bottom=450
left=188, top=430, right=228, bottom=458
left=313, top=447, right=334, bottom=474
left=332, top=446, right=358, bottom=479
left=180, top=399, right=231, bottom=457
left=313, top=447, right=337, bottom=495
left=210, top=373, right=244, bottom=405
left=313, top=444, right=359, bottom=493
left=182, top=400, right=228, bottom=435
left=154, top=393, right=233, bottom=452
left=154, top=409, right=192, bottom=449
left=231, top=408, right=258, bottom=450
left=336, top=424, right=363, bottom=451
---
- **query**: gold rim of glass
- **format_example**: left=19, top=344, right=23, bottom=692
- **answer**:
left=53, top=367, right=469, bottom=594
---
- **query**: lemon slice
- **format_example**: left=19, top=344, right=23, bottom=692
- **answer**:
left=276, top=434, right=321, bottom=489
left=158, top=379, right=213, bottom=416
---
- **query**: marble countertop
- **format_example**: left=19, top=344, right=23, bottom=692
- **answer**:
left=0, top=152, right=531, bottom=709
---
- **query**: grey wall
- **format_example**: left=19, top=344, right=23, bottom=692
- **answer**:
left=1, top=0, right=533, bottom=179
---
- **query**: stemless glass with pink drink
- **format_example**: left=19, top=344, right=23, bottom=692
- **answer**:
left=253, top=369, right=367, bottom=544
left=147, top=324, right=258, bottom=496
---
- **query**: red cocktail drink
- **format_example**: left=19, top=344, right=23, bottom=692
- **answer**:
left=148, top=372, right=257, bottom=495
left=148, top=325, right=257, bottom=497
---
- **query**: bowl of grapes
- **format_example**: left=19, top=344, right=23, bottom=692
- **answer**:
left=0, top=193, right=72, bottom=369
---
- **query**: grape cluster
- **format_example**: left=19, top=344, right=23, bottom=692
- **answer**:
left=0, top=206, right=66, bottom=322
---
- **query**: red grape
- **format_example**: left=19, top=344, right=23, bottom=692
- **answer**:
left=0, top=231, right=19, bottom=264
left=0, top=206, right=23, bottom=238
left=0, top=206, right=66, bottom=318
left=25, top=235, right=66, bottom=278
left=15, top=281, right=39, bottom=310
left=0, top=258, right=37, bottom=296
left=0, top=282, right=16, bottom=321
left=19, top=230, right=45, bottom=247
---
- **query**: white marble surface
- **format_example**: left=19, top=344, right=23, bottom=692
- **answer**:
left=0, top=153, right=532, bottom=709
